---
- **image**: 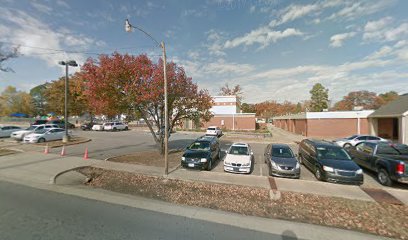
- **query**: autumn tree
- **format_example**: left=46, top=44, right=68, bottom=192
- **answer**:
left=80, top=53, right=213, bottom=153
left=378, top=91, right=399, bottom=105
left=219, top=83, right=243, bottom=102
left=0, top=86, right=33, bottom=116
left=309, top=83, right=329, bottom=112
left=0, top=44, right=19, bottom=72
left=254, top=100, right=298, bottom=117
left=44, top=74, right=88, bottom=116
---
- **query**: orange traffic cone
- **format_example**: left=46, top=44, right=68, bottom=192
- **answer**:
left=60, top=145, right=66, bottom=156
left=44, top=144, right=49, bottom=154
left=83, top=147, right=88, bottom=160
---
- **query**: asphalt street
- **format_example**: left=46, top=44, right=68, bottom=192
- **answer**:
left=0, top=180, right=293, bottom=240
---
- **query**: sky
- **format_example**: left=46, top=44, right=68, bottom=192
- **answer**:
left=0, top=0, right=408, bottom=104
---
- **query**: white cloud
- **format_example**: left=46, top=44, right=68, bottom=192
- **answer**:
left=56, top=0, right=70, bottom=9
left=224, top=27, right=303, bottom=49
left=249, top=5, right=256, bottom=14
left=204, top=59, right=255, bottom=75
left=363, top=17, right=408, bottom=43
left=187, top=50, right=200, bottom=60
left=328, top=1, right=395, bottom=21
left=30, top=1, right=53, bottom=14
left=272, top=3, right=320, bottom=27
left=329, top=32, right=356, bottom=47
left=205, top=29, right=227, bottom=56
left=365, top=46, right=393, bottom=60
left=0, top=7, right=104, bottom=67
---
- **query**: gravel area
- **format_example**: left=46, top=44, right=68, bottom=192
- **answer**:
left=79, top=167, right=408, bottom=239
left=0, top=148, right=18, bottom=156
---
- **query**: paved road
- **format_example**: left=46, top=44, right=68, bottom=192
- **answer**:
left=0, top=180, right=292, bottom=240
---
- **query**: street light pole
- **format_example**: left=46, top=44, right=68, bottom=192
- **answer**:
left=58, top=60, right=78, bottom=143
left=125, top=19, right=169, bottom=176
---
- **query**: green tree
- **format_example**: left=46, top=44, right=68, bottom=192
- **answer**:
left=241, top=102, right=255, bottom=113
left=309, top=83, right=329, bottom=112
left=0, top=86, right=33, bottom=116
left=30, top=83, right=48, bottom=116
left=378, top=91, right=399, bottom=105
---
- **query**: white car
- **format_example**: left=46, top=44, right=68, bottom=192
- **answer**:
left=224, top=143, right=253, bottom=174
left=206, top=126, right=222, bottom=137
left=103, top=122, right=128, bottom=131
left=10, top=124, right=59, bottom=140
left=92, top=123, right=104, bottom=131
left=0, top=125, right=22, bottom=138
left=23, top=128, right=68, bottom=143
left=333, top=135, right=389, bottom=148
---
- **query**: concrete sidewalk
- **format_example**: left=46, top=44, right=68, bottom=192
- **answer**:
left=0, top=151, right=407, bottom=204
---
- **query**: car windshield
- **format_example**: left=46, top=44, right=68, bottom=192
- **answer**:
left=272, top=147, right=294, bottom=158
left=317, top=146, right=351, bottom=160
left=229, top=146, right=249, bottom=155
left=346, top=135, right=359, bottom=140
left=34, top=129, right=48, bottom=134
left=207, top=128, right=215, bottom=131
left=377, top=144, right=402, bottom=155
left=188, top=141, right=210, bottom=150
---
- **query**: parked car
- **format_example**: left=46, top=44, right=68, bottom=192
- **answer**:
left=224, top=142, right=253, bottom=174
left=155, top=126, right=172, bottom=136
left=264, top=143, right=300, bottom=179
left=10, top=124, right=59, bottom=140
left=298, top=139, right=363, bottom=185
left=47, top=120, right=75, bottom=129
left=80, top=122, right=95, bottom=131
left=31, top=119, right=48, bottom=126
left=181, top=135, right=220, bottom=170
left=347, top=142, right=408, bottom=186
left=103, top=122, right=128, bottom=131
left=23, top=128, right=69, bottom=143
left=333, top=135, right=388, bottom=148
left=92, top=123, right=105, bottom=131
left=0, top=125, right=22, bottom=138
left=206, top=126, right=222, bottom=137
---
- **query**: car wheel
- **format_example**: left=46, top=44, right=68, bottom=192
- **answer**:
left=343, top=143, right=352, bottom=148
left=38, top=138, right=46, bottom=143
left=218, top=150, right=221, bottom=160
left=125, top=126, right=128, bottom=131
left=113, top=127, right=117, bottom=132
left=207, top=159, right=212, bottom=171
left=315, top=167, right=323, bottom=181
left=377, top=168, right=393, bottom=186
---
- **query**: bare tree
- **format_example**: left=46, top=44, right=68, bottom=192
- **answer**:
left=219, top=83, right=243, bottom=102
left=0, top=43, right=19, bottom=72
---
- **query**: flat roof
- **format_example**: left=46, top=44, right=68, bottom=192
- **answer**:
left=273, top=110, right=375, bottom=120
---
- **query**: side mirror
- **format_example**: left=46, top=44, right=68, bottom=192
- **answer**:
left=251, top=151, right=254, bottom=155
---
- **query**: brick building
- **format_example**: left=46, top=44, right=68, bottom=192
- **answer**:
left=273, top=110, right=374, bottom=138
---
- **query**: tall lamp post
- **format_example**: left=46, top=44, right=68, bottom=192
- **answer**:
left=125, top=19, right=169, bottom=176
left=58, top=60, right=78, bottom=143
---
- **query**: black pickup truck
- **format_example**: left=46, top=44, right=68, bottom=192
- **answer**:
left=347, top=142, right=408, bottom=186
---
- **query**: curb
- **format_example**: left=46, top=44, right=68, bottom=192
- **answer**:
left=49, top=165, right=90, bottom=185
left=38, top=138, right=92, bottom=149
left=104, top=148, right=184, bottom=162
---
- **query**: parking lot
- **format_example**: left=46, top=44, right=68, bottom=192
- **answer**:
left=1, top=127, right=407, bottom=190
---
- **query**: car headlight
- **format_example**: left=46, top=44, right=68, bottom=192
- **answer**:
left=200, top=158, right=207, bottom=163
left=242, top=162, right=250, bottom=166
left=322, top=166, right=334, bottom=172
left=181, top=157, right=185, bottom=161
left=356, top=169, right=363, bottom=174
left=224, top=161, right=230, bottom=165
left=295, top=162, right=300, bottom=169
left=270, top=161, right=278, bottom=169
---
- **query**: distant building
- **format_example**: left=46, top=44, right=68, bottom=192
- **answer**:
left=273, top=110, right=374, bottom=138
left=182, top=95, right=256, bottom=131
left=272, top=94, right=408, bottom=144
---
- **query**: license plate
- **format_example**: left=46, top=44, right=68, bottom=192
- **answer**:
left=188, top=163, right=194, bottom=167
left=233, top=167, right=239, bottom=172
